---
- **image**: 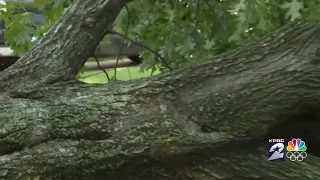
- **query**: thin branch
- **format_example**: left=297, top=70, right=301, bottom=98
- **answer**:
left=109, top=31, right=173, bottom=71
left=114, top=4, right=131, bottom=80
left=93, top=56, right=110, bottom=82
left=202, top=0, right=215, bottom=13
left=195, top=0, right=201, bottom=19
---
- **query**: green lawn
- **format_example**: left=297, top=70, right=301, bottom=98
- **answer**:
left=78, top=67, right=160, bottom=84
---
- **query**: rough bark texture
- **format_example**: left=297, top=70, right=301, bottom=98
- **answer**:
left=0, top=0, right=319, bottom=180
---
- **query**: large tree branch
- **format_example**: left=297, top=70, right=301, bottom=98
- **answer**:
left=0, top=17, right=319, bottom=179
left=0, top=0, right=130, bottom=92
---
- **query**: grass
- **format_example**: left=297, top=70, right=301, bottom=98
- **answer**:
left=78, top=66, right=160, bottom=84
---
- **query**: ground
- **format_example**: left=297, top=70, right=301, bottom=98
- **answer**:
left=78, top=58, right=159, bottom=83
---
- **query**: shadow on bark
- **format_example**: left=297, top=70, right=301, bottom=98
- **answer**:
left=30, top=109, right=320, bottom=180
left=266, top=107, right=320, bottom=157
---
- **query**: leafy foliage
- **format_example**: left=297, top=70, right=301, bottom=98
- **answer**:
left=0, top=0, right=319, bottom=73
left=0, top=0, right=67, bottom=53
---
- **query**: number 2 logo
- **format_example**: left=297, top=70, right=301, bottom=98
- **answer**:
left=268, top=143, right=284, bottom=161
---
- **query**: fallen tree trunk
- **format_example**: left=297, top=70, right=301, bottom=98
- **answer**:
left=0, top=0, right=319, bottom=179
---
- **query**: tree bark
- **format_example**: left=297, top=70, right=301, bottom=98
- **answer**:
left=0, top=0, right=319, bottom=179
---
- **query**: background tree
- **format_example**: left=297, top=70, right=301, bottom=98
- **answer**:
left=3, top=0, right=319, bottom=74
left=0, top=0, right=319, bottom=179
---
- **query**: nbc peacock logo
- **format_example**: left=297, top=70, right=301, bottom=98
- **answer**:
left=285, top=138, right=307, bottom=161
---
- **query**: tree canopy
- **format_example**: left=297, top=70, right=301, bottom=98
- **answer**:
left=1, top=0, right=319, bottom=73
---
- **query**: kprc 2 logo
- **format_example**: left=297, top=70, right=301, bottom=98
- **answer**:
left=268, top=138, right=285, bottom=161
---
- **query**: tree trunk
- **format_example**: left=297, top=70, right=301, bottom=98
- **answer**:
left=0, top=0, right=319, bottom=179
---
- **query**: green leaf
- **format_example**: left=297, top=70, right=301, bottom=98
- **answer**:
left=203, top=39, right=215, bottom=50
left=228, top=0, right=247, bottom=14
left=281, top=0, right=304, bottom=21
left=175, top=37, right=196, bottom=55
